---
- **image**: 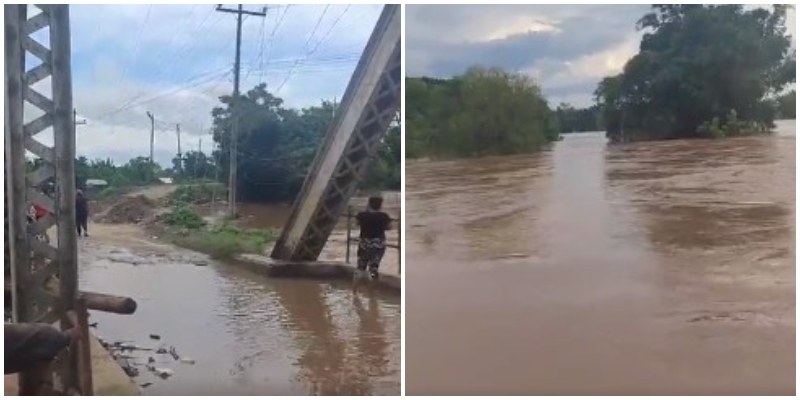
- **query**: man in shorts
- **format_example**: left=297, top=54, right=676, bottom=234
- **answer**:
left=355, top=196, right=393, bottom=282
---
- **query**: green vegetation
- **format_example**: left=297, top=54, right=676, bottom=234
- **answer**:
left=163, top=204, right=207, bottom=229
left=169, top=151, right=218, bottom=183
left=555, top=103, right=603, bottom=133
left=75, top=156, right=162, bottom=188
left=167, top=183, right=227, bottom=205
left=776, top=90, right=796, bottom=119
left=211, top=84, right=400, bottom=202
left=595, top=5, right=796, bottom=142
left=364, top=125, right=401, bottom=189
left=161, top=205, right=274, bottom=259
left=406, top=66, right=559, bottom=159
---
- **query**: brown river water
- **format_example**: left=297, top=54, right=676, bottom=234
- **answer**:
left=78, top=199, right=401, bottom=395
left=405, top=120, right=795, bottom=395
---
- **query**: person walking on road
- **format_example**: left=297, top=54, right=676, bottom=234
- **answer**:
left=75, top=190, right=89, bottom=237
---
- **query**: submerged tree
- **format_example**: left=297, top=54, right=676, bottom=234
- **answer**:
left=595, top=5, right=796, bottom=142
left=406, top=66, right=559, bottom=159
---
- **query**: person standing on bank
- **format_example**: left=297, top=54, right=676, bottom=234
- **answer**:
left=355, top=196, right=393, bottom=282
left=75, top=189, right=89, bottom=237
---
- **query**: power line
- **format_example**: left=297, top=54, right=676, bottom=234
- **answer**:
left=260, top=5, right=292, bottom=84
left=95, top=68, right=231, bottom=120
left=275, top=5, right=351, bottom=94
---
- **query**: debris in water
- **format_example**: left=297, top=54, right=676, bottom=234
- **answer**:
left=156, top=347, right=168, bottom=354
left=155, top=368, right=173, bottom=379
left=149, top=334, right=161, bottom=340
left=140, top=382, right=153, bottom=388
left=146, top=364, right=173, bottom=379
left=169, top=346, right=180, bottom=360
left=180, top=357, right=196, bottom=365
left=121, top=364, right=139, bottom=378
left=147, top=357, right=155, bottom=364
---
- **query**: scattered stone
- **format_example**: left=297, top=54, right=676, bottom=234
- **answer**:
left=149, top=334, right=161, bottom=340
left=156, top=347, right=168, bottom=354
left=140, top=382, right=153, bottom=388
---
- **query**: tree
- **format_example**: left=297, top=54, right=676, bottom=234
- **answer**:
left=595, top=5, right=796, bottom=142
left=171, top=150, right=217, bottom=182
left=555, top=103, right=603, bottom=133
left=406, top=66, right=559, bottom=159
left=211, top=84, right=399, bottom=202
left=776, top=90, right=796, bottom=119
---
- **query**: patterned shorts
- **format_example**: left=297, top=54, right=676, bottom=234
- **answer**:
left=356, top=238, right=386, bottom=277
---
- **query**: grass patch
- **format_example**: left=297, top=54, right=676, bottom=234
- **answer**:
left=161, top=205, right=274, bottom=259
left=168, top=183, right=226, bottom=205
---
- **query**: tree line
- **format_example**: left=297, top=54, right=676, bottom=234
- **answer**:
left=27, top=84, right=400, bottom=202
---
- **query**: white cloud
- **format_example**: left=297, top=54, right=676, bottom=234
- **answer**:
left=407, top=4, right=797, bottom=108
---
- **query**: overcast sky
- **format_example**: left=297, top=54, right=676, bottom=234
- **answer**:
left=26, top=4, right=382, bottom=166
left=406, top=5, right=797, bottom=108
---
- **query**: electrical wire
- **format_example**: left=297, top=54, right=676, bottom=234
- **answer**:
left=274, top=5, right=351, bottom=94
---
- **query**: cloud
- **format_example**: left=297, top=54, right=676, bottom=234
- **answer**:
left=23, top=4, right=382, bottom=166
left=406, top=4, right=797, bottom=108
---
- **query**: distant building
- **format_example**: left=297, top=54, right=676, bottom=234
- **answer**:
left=158, top=177, right=173, bottom=184
left=84, top=179, right=108, bottom=198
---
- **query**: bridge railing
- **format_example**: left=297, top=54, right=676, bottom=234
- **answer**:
left=344, top=207, right=402, bottom=277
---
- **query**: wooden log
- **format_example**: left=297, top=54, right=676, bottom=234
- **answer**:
left=81, top=291, right=137, bottom=315
left=5, top=280, right=137, bottom=315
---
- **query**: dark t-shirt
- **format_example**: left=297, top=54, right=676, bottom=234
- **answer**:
left=356, top=211, right=391, bottom=240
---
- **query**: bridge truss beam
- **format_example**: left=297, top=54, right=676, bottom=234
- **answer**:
left=271, top=5, right=401, bottom=261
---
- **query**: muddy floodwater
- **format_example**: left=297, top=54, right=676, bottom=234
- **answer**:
left=78, top=224, right=400, bottom=395
left=405, top=121, right=795, bottom=395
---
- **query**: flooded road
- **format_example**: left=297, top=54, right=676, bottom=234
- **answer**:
left=405, top=121, right=795, bottom=395
left=78, top=224, right=401, bottom=395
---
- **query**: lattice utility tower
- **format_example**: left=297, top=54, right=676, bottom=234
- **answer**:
left=271, top=5, right=401, bottom=261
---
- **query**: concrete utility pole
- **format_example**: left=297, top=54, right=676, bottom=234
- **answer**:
left=176, top=123, right=182, bottom=173
left=216, top=4, right=267, bottom=218
left=146, top=111, right=155, bottom=176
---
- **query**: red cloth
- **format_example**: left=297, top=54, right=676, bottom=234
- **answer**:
left=32, top=204, right=48, bottom=219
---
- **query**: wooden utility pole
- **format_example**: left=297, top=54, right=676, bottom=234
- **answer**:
left=176, top=123, right=182, bottom=173
left=216, top=4, right=267, bottom=218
